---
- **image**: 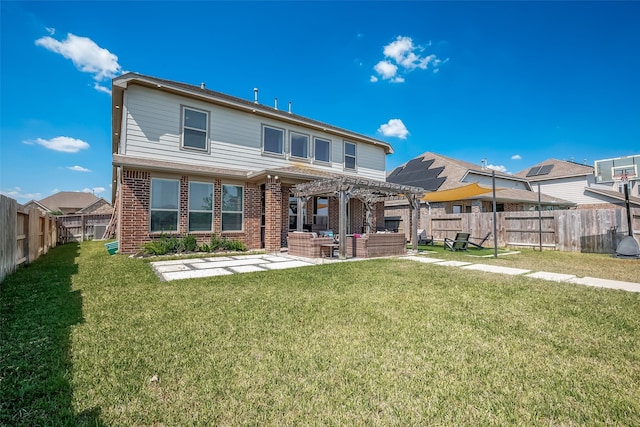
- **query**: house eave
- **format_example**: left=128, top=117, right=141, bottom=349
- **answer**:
left=112, top=154, right=249, bottom=180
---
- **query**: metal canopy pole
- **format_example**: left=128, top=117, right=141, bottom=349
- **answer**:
left=492, top=171, right=498, bottom=258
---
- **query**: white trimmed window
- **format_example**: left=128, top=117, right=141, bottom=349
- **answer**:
left=182, top=107, right=209, bottom=151
left=150, top=178, right=179, bottom=232
left=188, top=182, right=213, bottom=232
left=222, top=184, right=243, bottom=231
left=263, top=125, right=284, bottom=155
left=290, top=132, right=309, bottom=159
left=344, top=141, right=356, bottom=170
left=314, top=137, right=331, bottom=163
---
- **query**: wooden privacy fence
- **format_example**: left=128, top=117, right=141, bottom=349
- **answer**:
left=0, top=195, right=114, bottom=283
left=420, top=208, right=640, bottom=253
left=0, top=195, right=59, bottom=283
left=57, top=214, right=113, bottom=243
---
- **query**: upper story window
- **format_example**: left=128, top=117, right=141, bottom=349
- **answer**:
left=290, top=132, right=309, bottom=159
left=344, top=141, right=356, bottom=170
left=314, top=137, right=331, bottom=163
left=188, top=182, right=213, bottom=232
left=150, top=178, right=179, bottom=232
left=182, top=107, right=209, bottom=151
left=263, top=125, right=284, bottom=155
left=222, top=184, right=243, bottom=231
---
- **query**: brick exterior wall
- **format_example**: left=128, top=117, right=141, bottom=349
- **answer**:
left=264, top=177, right=282, bottom=253
left=118, top=168, right=391, bottom=254
left=119, top=169, right=151, bottom=254
left=245, top=182, right=262, bottom=250
left=118, top=168, right=271, bottom=254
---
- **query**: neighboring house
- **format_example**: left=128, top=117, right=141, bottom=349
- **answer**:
left=111, top=73, right=394, bottom=254
left=512, top=156, right=640, bottom=209
left=513, top=158, right=635, bottom=209
left=386, top=152, right=575, bottom=214
left=25, top=191, right=113, bottom=215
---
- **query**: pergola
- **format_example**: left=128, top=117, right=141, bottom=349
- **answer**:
left=291, top=176, right=425, bottom=259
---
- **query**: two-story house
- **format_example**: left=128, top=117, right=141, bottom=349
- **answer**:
left=111, top=73, right=394, bottom=254
left=514, top=157, right=640, bottom=209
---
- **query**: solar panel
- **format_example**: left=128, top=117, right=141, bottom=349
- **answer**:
left=526, top=166, right=542, bottom=177
left=385, top=157, right=445, bottom=191
left=526, top=164, right=554, bottom=177
left=538, top=164, right=554, bottom=175
left=402, top=158, right=428, bottom=172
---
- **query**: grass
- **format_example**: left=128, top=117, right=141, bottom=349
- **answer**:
left=414, top=243, right=640, bottom=283
left=1, top=241, right=639, bottom=425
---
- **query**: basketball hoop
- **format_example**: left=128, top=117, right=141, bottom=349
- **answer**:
left=613, top=171, right=637, bottom=183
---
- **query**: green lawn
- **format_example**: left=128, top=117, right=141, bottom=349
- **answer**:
left=2, top=241, right=639, bottom=426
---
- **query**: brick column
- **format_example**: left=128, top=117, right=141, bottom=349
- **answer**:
left=264, top=177, right=282, bottom=253
left=179, top=176, right=189, bottom=233
left=120, top=169, right=150, bottom=254
left=245, top=183, right=261, bottom=250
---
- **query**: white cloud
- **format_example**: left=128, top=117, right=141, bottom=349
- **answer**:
left=0, top=187, right=42, bottom=202
left=67, top=165, right=91, bottom=172
left=511, top=154, right=522, bottom=160
left=369, top=75, right=379, bottom=83
left=24, top=136, right=90, bottom=153
left=35, top=33, right=121, bottom=82
left=378, top=119, right=409, bottom=139
left=486, top=164, right=508, bottom=173
left=82, top=187, right=105, bottom=194
left=93, top=82, right=111, bottom=95
left=371, top=35, right=447, bottom=83
left=45, top=27, right=55, bottom=35
left=373, top=60, right=398, bottom=80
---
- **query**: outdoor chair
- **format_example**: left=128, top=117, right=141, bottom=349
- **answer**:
left=468, top=232, right=491, bottom=249
left=417, top=229, right=434, bottom=246
left=443, top=232, right=471, bottom=252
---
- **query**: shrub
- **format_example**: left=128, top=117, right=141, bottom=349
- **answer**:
left=199, top=243, right=210, bottom=252
left=143, top=240, right=168, bottom=255
left=162, top=234, right=182, bottom=253
left=182, top=234, right=198, bottom=252
left=224, top=239, right=246, bottom=252
left=210, top=234, right=224, bottom=251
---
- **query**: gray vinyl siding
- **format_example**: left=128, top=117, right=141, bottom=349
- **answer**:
left=121, top=85, right=386, bottom=180
left=357, top=142, right=386, bottom=171
left=537, top=176, right=612, bottom=205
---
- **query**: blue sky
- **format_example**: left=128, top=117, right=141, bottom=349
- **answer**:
left=2, top=1, right=639, bottom=204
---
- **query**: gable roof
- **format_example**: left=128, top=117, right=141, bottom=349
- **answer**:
left=387, top=151, right=522, bottom=191
left=514, top=158, right=594, bottom=181
left=584, top=187, right=640, bottom=208
left=37, top=191, right=103, bottom=213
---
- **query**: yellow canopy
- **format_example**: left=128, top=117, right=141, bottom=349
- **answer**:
left=421, top=182, right=495, bottom=202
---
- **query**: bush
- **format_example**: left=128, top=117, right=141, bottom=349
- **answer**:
left=182, top=234, right=198, bottom=252
left=162, top=234, right=182, bottom=253
left=210, top=234, right=224, bottom=251
left=224, top=239, right=246, bottom=252
left=143, top=241, right=168, bottom=255
left=142, top=234, right=245, bottom=256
